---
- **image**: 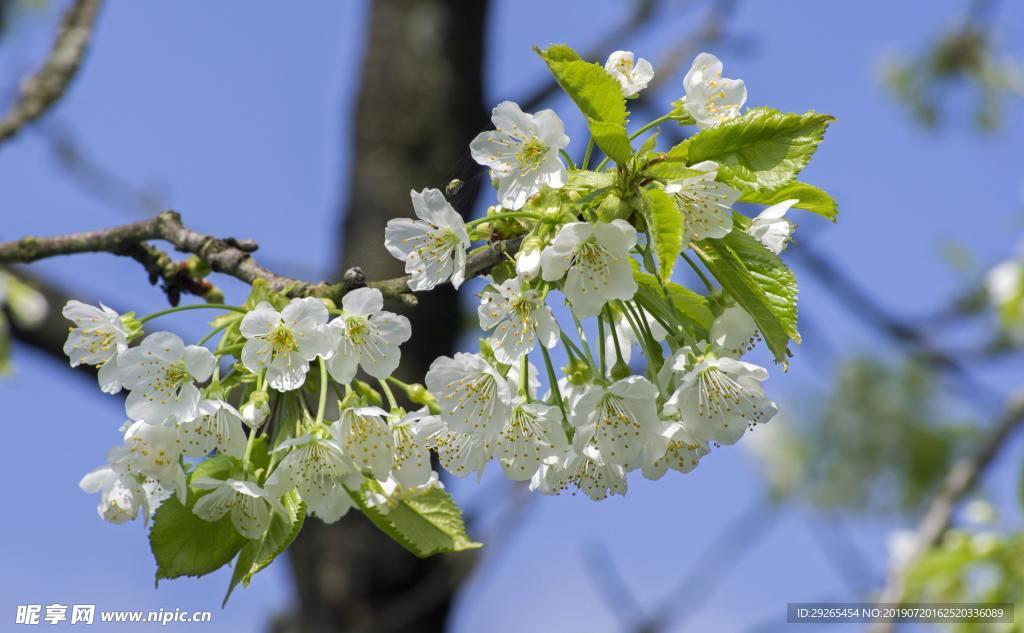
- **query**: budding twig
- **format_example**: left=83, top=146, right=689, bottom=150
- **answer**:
left=0, top=211, right=520, bottom=308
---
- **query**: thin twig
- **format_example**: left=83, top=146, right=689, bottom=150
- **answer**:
left=0, top=211, right=519, bottom=308
left=0, top=0, right=103, bottom=144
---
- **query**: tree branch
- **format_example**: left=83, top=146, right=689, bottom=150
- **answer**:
left=0, top=211, right=519, bottom=308
left=0, top=0, right=102, bottom=144
left=869, top=389, right=1024, bottom=633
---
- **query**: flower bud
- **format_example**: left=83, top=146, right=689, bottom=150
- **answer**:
left=515, top=236, right=544, bottom=281
left=406, top=383, right=440, bottom=414
left=241, top=391, right=270, bottom=428
left=185, top=255, right=212, bottom=278
left=354, top=380, right=383, bottom=407
left=562, top=358, right=591, bottom=385
left=203, top=287, right=226, bottom=304
left=610, top=359, right=631, bottom=381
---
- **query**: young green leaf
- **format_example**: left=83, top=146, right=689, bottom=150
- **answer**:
left=150, top=495, right=246, bottom=584
left=641, top=187, right=684, bottom=283
left=349, top=483, right=482, bottom=558
left=643, top=142, right=702, bottom=181
left=686, top=107, right=834, bottom=192
left=223, top=490, right=305, bottom=606
left=695, top=230, right=799, bottom=364
left=150, top=454, right=252, bottom=584
left=739, top=181, right=838, bottom=221
left=632, top=264, right=714, bottom=335
left=536, top=45, right=633, bottom=165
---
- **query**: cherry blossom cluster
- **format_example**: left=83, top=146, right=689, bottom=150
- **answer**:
left=63, top=48, right=829, bottom=557
left=382, top=51, right=791, bottom=500
left=69, top=289, right=438, bottom=538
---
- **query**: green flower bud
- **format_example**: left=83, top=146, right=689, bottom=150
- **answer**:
left=354, top=380, right=383, bottom=407
left=610, top=359, right=631, bottom=381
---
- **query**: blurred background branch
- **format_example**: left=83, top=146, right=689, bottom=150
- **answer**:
left=0, top=0, right=100, bottom=143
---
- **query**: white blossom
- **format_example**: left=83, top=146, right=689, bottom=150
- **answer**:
left=325, top=287, right=411, bottom=383
left=265, top=434, right=360, bottom=523
left=493, top=401, right=568, bottom=481
left=515, top=240, right=543, bottom=281
left=240, top=397, right=270, bottom=429
left=604, top=50, right=654, bottom=97
left=425, top=423, right=491, bottom=479
left=540, top=220, right=638, bottom=318
left=748, top=199, right=798, bottom=254
left=364, top=472, right=444, bottom=513
left=192, top=477, right=287, bottom=540
left=664, top=161, right=741, bottom=241
left=470, top=101, right=570, bottom=210
left=530, top=443, right=627, bottom=501
left=240, top=298, right=332, bottom=392
left=709, top=305, right=759, bottom=358
left=177, top=399, right=247, bottom=458
left=665, top=347, right=777, bottom=445
left=79, top=464, right=146, bottom=524
left=117, top=332, right=215, bottom=424
left=62, top=300, right=131, bottom=394
left=683, top=52, right=747, bottom=129
left=478, top=277, right=558, bottom=365
left=390, top=408, right=442, bottom=487
left=569, top=376, right=659, bottom=467
left=330, top=406, right=394, bottom=480
left=640, top=420, right=708, bottom=480
left=425, top=352, right=512, bottom=437
left=107, top=420, right=187, bottom=503
left=384, top=188, right=470, bottom=291
left=986, top=259, right=1023, bottom=306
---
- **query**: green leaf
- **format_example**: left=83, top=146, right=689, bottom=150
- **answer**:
left=686, top=107, right=834, bottom=192
left=638, top=130, right=659, bottom=154
left=150, top=495, right=246, bottom=583
left=536, top=45, right=633, bottom=165
left=643, top=143, right=703, bottom=181
left=224, top=541, right=258, bottom=607
left=243, top=278, right=288, bottom=311
left=151, top=454, right=248, bottom=583
left=641, top=188, right=684, bottom=283
left=539, top=43, right=580, bottom=62
left=349, top=483, right=482, bottom=558
left=587, top=120, right=634, bottom=165
left=193, top=453, right=241, bottom=481
left=632, top=263, right=714, bottom=334
left=739, top=181, right=838, bottom=221
left=565, top=169, right=616, bottom=190
left=696, top=230, right=799, bottom=364
left=223, top=490, right=305, bottom=606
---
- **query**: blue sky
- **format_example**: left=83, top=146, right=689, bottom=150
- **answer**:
left=1, top=1, right=1023, bottom=631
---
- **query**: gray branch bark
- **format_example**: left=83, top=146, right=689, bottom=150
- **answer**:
left=0, top=210, right=519, bottom=309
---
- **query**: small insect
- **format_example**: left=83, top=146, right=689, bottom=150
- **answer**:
left=445, top=178, right=464, bottom=196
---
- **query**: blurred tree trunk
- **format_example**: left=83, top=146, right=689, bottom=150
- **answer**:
left=279, top=1, right=489, bottom=632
